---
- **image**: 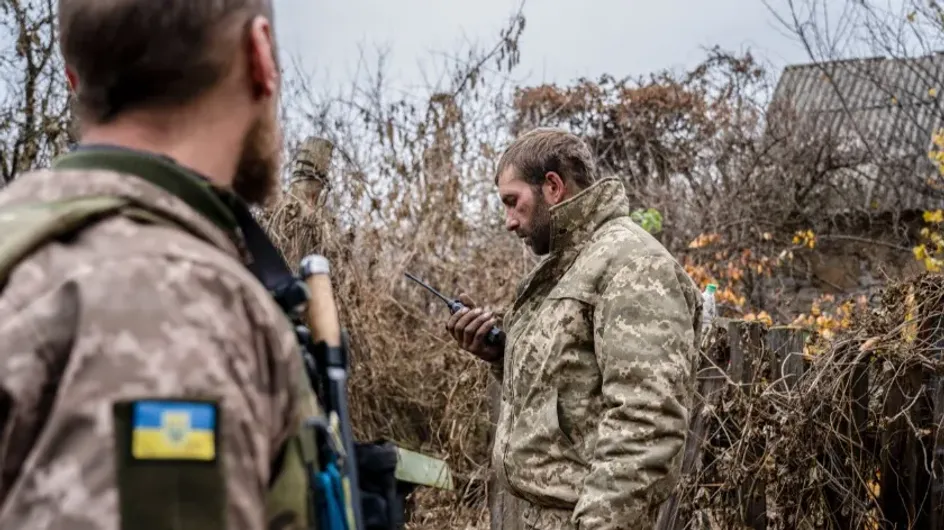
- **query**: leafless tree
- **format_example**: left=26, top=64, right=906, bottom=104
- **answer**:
left=0, top=0, right=73, bottom=186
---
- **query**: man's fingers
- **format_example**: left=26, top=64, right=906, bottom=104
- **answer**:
left=462, top=310, right=493, bottom=347
left=457, top=292, right=476, bottom=308
left=446, top=310, right=462, bottom=337
left=459, top=308, right=482, bottom=346
left=455, top=307, right=476, bottom=326
left=448, top=307, right=475, bottom=342
left=444, top=293, right=497, bottom=356
left=471, top=317, right=497, bottom=350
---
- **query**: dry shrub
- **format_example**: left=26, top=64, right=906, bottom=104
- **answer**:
left=259, top=185, right=531, bottom=529
left=676, top=273, right=944, bottom=529
left=257, top=8, right=535, bottom=528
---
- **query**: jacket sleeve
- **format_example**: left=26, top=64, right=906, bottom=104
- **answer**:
left=573, top=255, right=696, bottom=530
left=27, top=254, right=301, bottom=530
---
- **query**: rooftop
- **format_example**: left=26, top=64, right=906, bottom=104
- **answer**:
left=768, top=52, right=944, bottom=156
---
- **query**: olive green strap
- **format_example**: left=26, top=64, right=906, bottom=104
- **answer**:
left=0, top=196, right=129, bottom=288
left=51, top=149, right=238, bottom=235
left=264, top=364, right=325, bottom=530
left=266, top=435, right=312, bottom=530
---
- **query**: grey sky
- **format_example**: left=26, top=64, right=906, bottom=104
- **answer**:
left=273, top=0, right=824, bottom=93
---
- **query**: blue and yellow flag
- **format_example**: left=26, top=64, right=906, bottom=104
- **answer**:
left=131, top=400, right=217, bottom=461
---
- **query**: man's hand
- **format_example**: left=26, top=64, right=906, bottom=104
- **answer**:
left=445, top=293, right=504, bottom=363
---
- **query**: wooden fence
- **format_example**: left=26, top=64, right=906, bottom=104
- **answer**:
left=487, top=316, right=944, bottom=529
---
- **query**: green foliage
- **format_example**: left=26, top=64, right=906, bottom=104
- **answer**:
left=630, top=207, right=663, bottom=234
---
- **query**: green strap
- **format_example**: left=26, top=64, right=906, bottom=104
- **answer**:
left=0, top=195, right=130, bottom=287
left=51, top=149, right=238, bottom=235
left=266, top=435, right=313, bottom=530
left=264, top=354, right=324, bottom=530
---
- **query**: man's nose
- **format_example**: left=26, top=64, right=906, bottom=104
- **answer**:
left=505, top=214, right=519, bottom=232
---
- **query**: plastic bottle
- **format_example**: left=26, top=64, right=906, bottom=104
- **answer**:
left=701, top=283, right=717, bottom=334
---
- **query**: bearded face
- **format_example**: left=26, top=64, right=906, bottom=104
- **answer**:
left=526, top=188, right=553, bottom=255
left=232, top=99, right=282, bottom=206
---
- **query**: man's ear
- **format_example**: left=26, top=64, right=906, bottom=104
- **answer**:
left=246, top=16, right=279, bottom=99
left=543, top=171, right=567, bottom=204
left=65, top=67, right=79, bottom=93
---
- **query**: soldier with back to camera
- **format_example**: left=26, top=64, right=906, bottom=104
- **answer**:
left=0, top=0, right=323, bottom=528
left=446, top=128, right=703, bottom=530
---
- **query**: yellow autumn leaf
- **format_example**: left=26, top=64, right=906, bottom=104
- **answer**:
left=931, top=87, right=938, bottom=97
left=688, top=232, right=720, bottom=249
left=926, top=257, right=943, bottom=272
left=755, top=311, right=773, bottom=326
left=923, top=209, right=944, bottom=223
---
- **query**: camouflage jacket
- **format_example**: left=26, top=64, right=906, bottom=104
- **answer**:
left=490, top=177, right=702, bottom=529
left=0, top=148, right=313, bottom=530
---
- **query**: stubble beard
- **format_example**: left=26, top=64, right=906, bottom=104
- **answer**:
left=528, top=191, right=552, bottom=256
left=232, top=108, right=282, bottom=206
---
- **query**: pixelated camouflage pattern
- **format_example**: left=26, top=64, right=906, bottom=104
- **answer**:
left=522, top=502, right=576, bottom=530
left=491, top=177, right=702, bottom=530
left=0, top=167, right=307, bottom=529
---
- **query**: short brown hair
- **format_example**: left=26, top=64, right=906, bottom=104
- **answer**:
left=58, top=0, right=273, bottom=124
left=494, top=127, right=598, bottom=188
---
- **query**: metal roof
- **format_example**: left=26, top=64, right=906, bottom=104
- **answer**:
left=762, top=53, right=944, bottom=212
left=768, top=52, right=944, bottom=157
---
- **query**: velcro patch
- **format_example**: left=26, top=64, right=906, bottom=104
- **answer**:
left=130, top=400, right=218, bottom=462
left=114, top=398, right=225, bottom=530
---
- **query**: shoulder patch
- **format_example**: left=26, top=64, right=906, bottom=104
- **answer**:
left=130, top=400, right=218, bottom=462
left=113, top=398, right=226, bottom=530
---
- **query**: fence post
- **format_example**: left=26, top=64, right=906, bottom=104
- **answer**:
left=879, top=282, right=936, bottom=528
left=728, top=320, right=768, bottom=530
left=822, top=343, right=871, bottom=530
left=766, top=326, right=807, bottom=392
left=918, top=280, right=944, bottom=529
left=288, top=136, right=333, bottom=212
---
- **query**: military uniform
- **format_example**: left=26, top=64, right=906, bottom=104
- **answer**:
left=490, top=177, right=702, bottom=530
left=0, top=147, right=318, bottom=530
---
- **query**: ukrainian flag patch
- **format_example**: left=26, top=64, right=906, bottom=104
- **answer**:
left=130, top=400, right=218, bottom=462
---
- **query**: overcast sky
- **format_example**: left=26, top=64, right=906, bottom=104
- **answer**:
left=272, top=0, right=831, bottom=94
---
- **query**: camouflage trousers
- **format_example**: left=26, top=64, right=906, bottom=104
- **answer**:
left=521, top=501, right=575, bottom=530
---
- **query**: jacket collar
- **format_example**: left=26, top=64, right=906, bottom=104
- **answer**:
left=548, top=176, right=630, bottom=257
left=507, top=177, right=630, bottom=321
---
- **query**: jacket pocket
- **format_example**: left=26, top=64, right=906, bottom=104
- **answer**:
left=507, top=387, right=582, bottom=470
left=544, top=387, right=577, bottom=450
